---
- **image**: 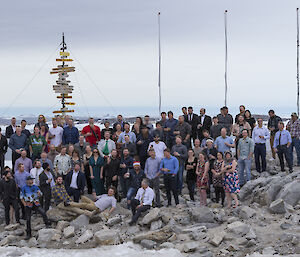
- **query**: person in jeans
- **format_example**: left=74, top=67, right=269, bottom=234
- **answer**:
left=20, top=176, right=51, bottom=239
left=144, top=148, right=161, bottom=206
left=129, top=179, right=155, bottom=226
left=160, top=148, right=179, bottom=206
left=0, top=170, right=20, bottom=225
left=124, top=161, right=145, bottom=208
left=286, top=112, right=300, bottom=166
left=274, top=121, right=293, bottom=173
left=237, top=129, right=254, bottom=186
left=171, top=136, right=188, bottom=195
left=268, top=110, right=282, bottom=159
left=252, top=118, right=270, bottom=173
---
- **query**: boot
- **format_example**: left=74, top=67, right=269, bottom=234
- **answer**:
left=25, top=232, right=32, bottom=240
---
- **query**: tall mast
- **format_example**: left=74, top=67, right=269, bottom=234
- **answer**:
left=297, top=8, right=300, bottom=116
left=50, top=33, right=76, bottom=116
left=158, top=12, right=162, bottom=117
left=224, top=10, right=228, bottom=107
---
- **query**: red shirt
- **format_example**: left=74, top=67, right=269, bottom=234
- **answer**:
left=82, top=125, right=101, bottom=146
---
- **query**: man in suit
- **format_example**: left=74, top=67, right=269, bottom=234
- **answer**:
left=185, top=106, right=199, bottom=143
left=5, top=117, right=17, bottom=139
left=65, top=163, right=86, bottom=202
left=39, top=163, right=55, bottom=212
left=197, top=108, right=212, bottom=141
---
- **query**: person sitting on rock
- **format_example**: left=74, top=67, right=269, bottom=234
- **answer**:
left=129, top=178, right=155, bottom=226
left=20, top=176, right=51, bottom=240
left=52, top=175, right=116, bottom=218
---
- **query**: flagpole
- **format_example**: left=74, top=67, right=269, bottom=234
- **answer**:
left=224, top=10, right=228, bottom=107
left=158, top=12, right=162, bottom=117
left=297, top=8, right=300, bottom=116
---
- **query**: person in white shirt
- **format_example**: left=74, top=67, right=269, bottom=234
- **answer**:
left=129, top=178, right=155, bottom=225
left=48, top=118, right=64, bottom=151
left=98, top=131, right=116, bottom=158
left=30, top=160, right=43, bottom=186
left=252, top=118, right=270, bottom=173
left=148, top=135, right=167, bottom=161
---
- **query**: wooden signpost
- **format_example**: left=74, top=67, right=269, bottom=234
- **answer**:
left=51, top=33, right=75, bottom=116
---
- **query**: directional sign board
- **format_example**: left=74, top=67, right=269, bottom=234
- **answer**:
left=60, top=52, right=70, bottom=56
left=57, top=95, right=72, bottom=98
left=53, top=109, right=75, bottom=114
left=65, top=102, right=75, bottom=105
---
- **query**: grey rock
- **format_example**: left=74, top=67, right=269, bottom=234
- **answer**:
left=190, top=207, right=215, bottom=223
left=269, top=198, right=286, bottom=214
left=56, top=220, right=69, bottom=232
left=94, top=229, right=120, bottom=245
left=70, top=214, right=89, bottom=230
left=75, top=229, right=93, bottom=244
left=280, top=222, right=293, bottom=230
left=107, top=215, right=122, bottom=227
left=277, top=180, right=300, bottom=206
left=183, top=241, right=199, bottom=253
left=140, top=239, right=157, bottom=249
left=160, top=242, right=174, bottom=248
left=4, top=224, right=19, bottom=231
left=51, top=233, right=61, bottom=242
left=239, top=177, right=272, bottom=201
left=133, top=226, right=173, bottom=243
left=126, top=226, right=140, bottom=236
left=28, top=237, right=38, bottom=247
left=239, top=206, right=256, bottom=219
left=245, top=228, right=257, bottom=240
left=0, top=235, right=17, bottom=246
left=141, top=208, right=160, bottom=225
left=150, top=220, right=163, bottom=231
left=37, top=228, right=58, bottom=243
left=292, top=236, right=299, bottom=245
left=209, top=231, right=225, bottom=246
left=227, top=221, right=250, bottom=236
left=63, top=226, right=75, bottom=239
left=13, top=229, right=24, bottom=237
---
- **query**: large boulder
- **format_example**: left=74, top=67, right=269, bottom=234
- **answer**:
left=63, top=226, right=75, bottom=239
left=70, top=214, right=89, bottom=230
left=227, top=221, right=250, bottom=236
left=107, top=215, right=122, bottom=227
left=75, top=230, right=93, bottom=244
left=239, top=177, right=272, bottom=201
left=269, top=198, right=293, bottom=214
left=238, top=206, right=256, bottom=220
left=38, top=228, right=58, bottom=243
left=141, top=208, right=160, bottom=225
left=209, top=231, right=226, bottom=247
left=133, top=226, right=174, bottom=243
left=94, top=229, right=120, bottom=245
left=277, top=180, right=300, bottom=207
left=190, top=207, right=215, bottom=223
left=140, top=239, right=157, bottom=249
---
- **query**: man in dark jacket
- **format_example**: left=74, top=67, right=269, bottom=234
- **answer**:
left=39, top=163, right=55, bottom=211
left=104, top=149, right=120, bottom=197
left=0, top=128, right=8, bottom=175
left=268, top=110, right=282, bottom=159
left=119, top=148, right=134, bottom=198
left=0, top=170, right=20, bottom=225
left=185, top=106, right=199, bottom=143
left=124, top=161, right=145, bottom=208
left=5, top=117, right=16, bottom=139
left=136, top=126, right=153, bottom=169
left=197, top=108, right=212, bottom=141
left=62, top=118, right=79, bottom=145
left=65, top=163, right=85, bottom=202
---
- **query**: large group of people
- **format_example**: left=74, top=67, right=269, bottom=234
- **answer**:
left=0, top=105, right=299, bottom=236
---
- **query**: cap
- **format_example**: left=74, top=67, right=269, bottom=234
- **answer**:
left=26, top=176, right=34, bottom=181
left=291, top=112, right=298, bottom=117
left=133, top=161, right=141, bottom=167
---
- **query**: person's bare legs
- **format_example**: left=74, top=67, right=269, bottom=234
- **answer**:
left=231, top=193, right=239, bottom=208
left=201, top=189, right=207, bottom=206
left=225, top=192, right=232, bottom=208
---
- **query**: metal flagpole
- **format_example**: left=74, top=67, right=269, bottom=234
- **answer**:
left=158, top=12, right=162, bottom=116
left=297, top=8, right=300, bottom=116
left=224, top=10, right=228, bottom=107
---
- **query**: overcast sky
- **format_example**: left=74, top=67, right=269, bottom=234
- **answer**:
left=0, top=0, right=299, bottom=117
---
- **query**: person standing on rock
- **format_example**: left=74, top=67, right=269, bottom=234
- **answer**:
left=211, top=152, right=225, bottom=206
left=81, top=117, right=101, bottom=148
left=185, top=149, right=198, bottom=201
left=237, top=129, right=254, bottom=187
left=119, top=148, right=134, bottom=198
left=160, top=148, right=179, bottom=206
left=252, top=118, right=270, bottom=173
left=195, top=153, right=209, bottom=206
left=164, top=111, right=178, bottom=149
left=129, top=178, right=155, bottom=226
left=104, top=149, right=120, bottom=199
left=53, top=147, right=71, bottom=179
left=286, top=112, right=300, bottom=167
left=221, top=151, right=240, bottom=208
left=0, top=170, right=20, bottom=225
left=144, top=148, right=161, bottom=207
left=273, top=121, right=293, bottom=173
left=148, top=134, right=167, bottom=161
left=20, top=176, right=51, bottom=240
left=65, top=163, right=86, bottom=202
left=268, top=110, right=282, bottom=160
left=39, top=163, right=55, bottom=212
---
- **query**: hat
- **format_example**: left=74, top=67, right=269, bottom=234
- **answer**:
left=133, top=161, right=141, bottom=167
left=26, top=176, right=34, bottom=181
left=291, top=112, right=298, bottom=117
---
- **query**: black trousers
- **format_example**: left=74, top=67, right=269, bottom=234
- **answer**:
left=40, top=191, right=51, bottom=212
left=163, top=174, right=179, bottom=205
left=277, top=145, right=293, bottom=172
left=84, top=166, right=93, bottom=194
left=0, top=154, right=5, bottom=176
left=67, top=188, right=81, bottom=202
left=3, top=199, right=19, bottom=225
left=254, top=143, right=267, bottom=172
left=130, top=199, right=151, bottom=223
left=214, top=186, right=225, bottom=205
left=187, top=179, right=196, bottom=201
left=25, top=205, right=49, bottom=236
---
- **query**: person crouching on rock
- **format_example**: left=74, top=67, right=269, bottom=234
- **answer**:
left=20, top=176, right=51, bottom=240
left=129, top=178, right=154, bottom=226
